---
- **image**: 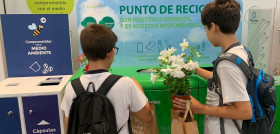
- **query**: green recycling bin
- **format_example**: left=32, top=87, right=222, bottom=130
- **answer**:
left=113, top=66, right=209, bottom=134
left=273, top=75, right=280, bottom=134
left=69, top=66, right=209, bottom=134
left=110, top=66, right=208, bottom=134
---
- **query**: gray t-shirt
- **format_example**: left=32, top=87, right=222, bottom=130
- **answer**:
left=204, top=45, right=250, bottom=134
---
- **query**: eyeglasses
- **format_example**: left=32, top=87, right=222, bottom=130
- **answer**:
left=114, top=47, right=119, bottom=55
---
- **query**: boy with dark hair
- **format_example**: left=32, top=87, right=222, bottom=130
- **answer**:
left=61, top=24, right=152, bottom=134
left=80, top=24, right=117, bottom=61
left=173, top=0, right=252, bottom=133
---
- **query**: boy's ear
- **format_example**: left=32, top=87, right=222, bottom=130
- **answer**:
left=211, top=22, right=220, bottom=33
left=107, top=48, right=114, bottom=58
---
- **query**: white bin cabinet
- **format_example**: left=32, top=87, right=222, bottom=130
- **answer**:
left=0, top=75, right=71, bottom=134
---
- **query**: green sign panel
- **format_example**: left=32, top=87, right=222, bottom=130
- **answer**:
left=26, top=0, right=74, bottom=14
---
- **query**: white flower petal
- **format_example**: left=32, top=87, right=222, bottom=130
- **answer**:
left=179, top=39, right=189, bottom=52
left=150, top=73, right=158, bottom=84
left=165, top=68, right=173, bottom=74
left=183, top=61, right=199, bottom=70
left=171, top=69, right=185, bottom=78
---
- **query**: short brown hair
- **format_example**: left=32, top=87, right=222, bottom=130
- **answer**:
left=80, top=24, right=118, bottom=61
left=201, top=0, right=240, bottom=34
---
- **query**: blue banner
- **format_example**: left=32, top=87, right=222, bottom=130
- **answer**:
left=1, top=14, right=72, bottom=77
left=76, top=0, right=243, bottom=67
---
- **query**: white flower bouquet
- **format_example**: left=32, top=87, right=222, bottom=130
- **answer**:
left=151, top=39, right=200, bottom=96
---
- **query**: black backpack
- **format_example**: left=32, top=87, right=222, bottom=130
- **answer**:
left=208, top=47, right=276, bottom=134
left=67, top=74, right=130, bottom=134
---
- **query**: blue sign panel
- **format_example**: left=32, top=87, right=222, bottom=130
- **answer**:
left=22, top=95, right=61, bottom=134
left=1, top=14, right=72, bottom=77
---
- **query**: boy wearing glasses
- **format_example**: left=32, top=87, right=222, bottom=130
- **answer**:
left=61, top=24, right=152, bottom=133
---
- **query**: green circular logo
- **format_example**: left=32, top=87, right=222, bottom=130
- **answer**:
left=99, top=16, right=115, bottom=29
left=81, top=17, right=97, bottom=27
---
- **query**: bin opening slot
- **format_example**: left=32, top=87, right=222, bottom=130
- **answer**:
left=38, top=81, right=61, bottom=86
left=202, top=66, right=213, bottom=71
left=38, top=77, right=63, bottom=86
left=137, top=67, right=213, bottom=73
left=137, top=69, right=166, bottom=73
left=6, top=83, right=20, bottom=86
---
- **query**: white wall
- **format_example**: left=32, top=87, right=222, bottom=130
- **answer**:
left=242, top=0, right=279, bottom=45
left=0, top=0, right=6, bottom=82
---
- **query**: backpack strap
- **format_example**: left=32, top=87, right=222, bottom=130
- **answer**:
left=212, top=71, right=243, bottom=134
left=232, top=119, right=242, bottom=133
left=212, top=53, right=252, bottom=134
left=71, top=78, right=86, bottom=96
left=213, top=85, right=226, bottom=134
left=117, top=116, right=132, bottom=134
left=211, top=53, right=253, bottom=96
left=128, top=116, right=133, bottom=134
left=117, top=125, right=124, bottom=133
left=97, top=74, right=123, bottom=95
left=244, top=47, right=254, bottom=67
left=97, top=74, right=124, bottom=133
left=213, top=53, right=253, bottom=79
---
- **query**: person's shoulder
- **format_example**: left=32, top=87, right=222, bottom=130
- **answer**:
left=63, top=80, right=77, bottom=101
left=225, top=45, right=249, bottom=64
left=115, top=76, right=133, bottom=85
left=227, top=45, right=247, bottom=57
left=113, top=76, right=141, bottom=91
left=217, top=45, right=248, bottom=74
left=218, top=59, right=238, bottom=69
left=118, top=76, right=131, bottom=81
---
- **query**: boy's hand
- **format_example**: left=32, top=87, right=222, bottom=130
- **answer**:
left=173, top=98, right=187, bottom=113
left=173, top=96, right=203, bottom=114
left=190, top=96, right=203, bottom=114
